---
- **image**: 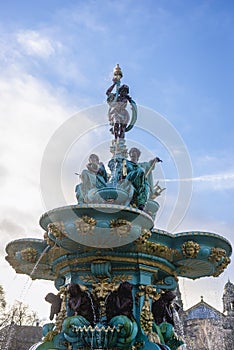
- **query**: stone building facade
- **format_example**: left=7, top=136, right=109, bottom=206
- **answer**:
left=182, top=280, right=234, bottom=350
left=0, top=324, right=42, bottom=350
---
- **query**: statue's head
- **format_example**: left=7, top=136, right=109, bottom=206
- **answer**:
left=68, top=283, right=82, bottom=297
left=162, top=290, right=177, bottom=303
left=118, top=281, right=133, bottom=295
left=119, top=84, right=129, bottom=96
left=89, top=154, right=99, bottom=164
left=129, top=147, right=141, bottom=163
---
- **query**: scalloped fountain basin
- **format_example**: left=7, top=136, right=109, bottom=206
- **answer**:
left=88, top=186, right=131, bottom=205
left=39, top=204, right=154, bottom=248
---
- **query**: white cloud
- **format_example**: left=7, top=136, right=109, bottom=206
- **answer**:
left=16, top=30, right=60, bottom=58
left=162, top=171, right=234, bottom=190
left=0, top=66, right=73, bottom=309
left=0, top=70, right=70, bottom=195
left=193, top=172, right=234, bottom=190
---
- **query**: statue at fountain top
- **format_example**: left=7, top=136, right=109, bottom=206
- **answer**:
left=106, top=64, right=137, bottom=140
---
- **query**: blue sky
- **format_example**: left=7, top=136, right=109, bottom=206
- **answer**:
left=0, top=0, right=233, bottom=319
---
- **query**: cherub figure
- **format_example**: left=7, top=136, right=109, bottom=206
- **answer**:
left=105, top=281, right=134, bottom=323
left=67, top=283, right=97, bottom=325
left=182, top=240, right=200, bottom=259
left=45, top=292, right=62, bottom=321
left=152, top=290, right=180, bottom=326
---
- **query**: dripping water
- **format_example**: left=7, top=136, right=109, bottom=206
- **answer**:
left=4, top=245, right=50, bottom=350
left=86, top=290, right=96, bottom=349
left=172, top=305, right=187, bottom=350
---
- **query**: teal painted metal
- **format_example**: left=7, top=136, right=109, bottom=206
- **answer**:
left=6, top=66, right=233, bottom=350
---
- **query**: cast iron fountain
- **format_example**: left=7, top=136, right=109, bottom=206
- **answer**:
left=5, top=65, right=232, bottom=350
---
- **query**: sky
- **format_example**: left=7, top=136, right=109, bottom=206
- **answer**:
left=0, top=0, right=233, bottom=322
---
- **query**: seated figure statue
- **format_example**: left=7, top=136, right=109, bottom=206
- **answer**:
left=105, top=282, right=138, bottom=349
left=151, top=291, right=184, bottom=350
left=105, top=281, right=134, bottom=322
left=75, top=154, right=107, bottom=203
left=67, top=283, right=98, bottom=325
left=152, top=290, right=180, bottom=326
left=107, top=148, right=162, bottom=210
left=62, top=283, right=98, bottom=345
left=129, top=147, right=163, bottom=199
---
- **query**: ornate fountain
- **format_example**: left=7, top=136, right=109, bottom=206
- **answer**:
left=5, top=65, right=232, bottom=350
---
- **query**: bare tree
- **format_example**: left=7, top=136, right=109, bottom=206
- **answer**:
left=0, top=285, right=39, bottom=328
left=0, top=285, right=7, bottom=328
left=8, top=300, right=39, bottom=326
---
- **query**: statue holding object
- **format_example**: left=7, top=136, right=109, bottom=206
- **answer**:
left=75, top=148, right=163, bottom=211
left=106, top=64, right=137, bottom=140
left=74, top=66, right=164, bottom=211
left=128, top=147, right=163, bottom=204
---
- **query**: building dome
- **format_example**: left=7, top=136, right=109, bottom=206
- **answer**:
left=223, top=279, right=234, bottom=294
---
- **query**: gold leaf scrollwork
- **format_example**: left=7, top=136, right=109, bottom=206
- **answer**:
left=208, top=247, right=226, bottom=263
left=136, top=285, right=160, bottom=335
left=181, top=240, right=200, bottom=258
left=208, top=246, right=231, bottom=276
left=80, top=274, right=132, bottom=318
left=135, top=230, right=174, bottom=261
left=135, top=229, right=152, bottom=245
left=20, top=247, right=37, bottom=263
left=92, top=279, right=118, bottom=318
left=213, top=256, right=231, bottom=277
left=110, top=219, right=132, bottom=237
left=147, top=243, right=173, bottom=261
left=47, top=221, right=67, bottom=240
left=75, top=215, right=96, bottom=236
left=43, top=329, right=58, bottom=342
left=55, top=286, right=68, bottom=333
left=43, top=231, right=55, bottom=246
left=88, top=274, right=131, bottom=301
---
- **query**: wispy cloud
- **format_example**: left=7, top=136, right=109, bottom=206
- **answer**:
left=16, top=30, right=59, bottom=58
left=162, top=171, right=234, bottom=189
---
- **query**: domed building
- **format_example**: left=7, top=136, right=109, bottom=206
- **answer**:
left=182, top=280, right=234, bottom=350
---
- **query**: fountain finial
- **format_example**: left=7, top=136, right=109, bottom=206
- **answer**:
left=113, top=64, right=123, bottom=81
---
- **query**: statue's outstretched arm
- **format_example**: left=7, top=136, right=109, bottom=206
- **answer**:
left=106, top=80, right=117, bottom=96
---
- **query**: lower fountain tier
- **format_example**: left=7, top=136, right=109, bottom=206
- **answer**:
left=5, top=228, right=232, bottom=282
